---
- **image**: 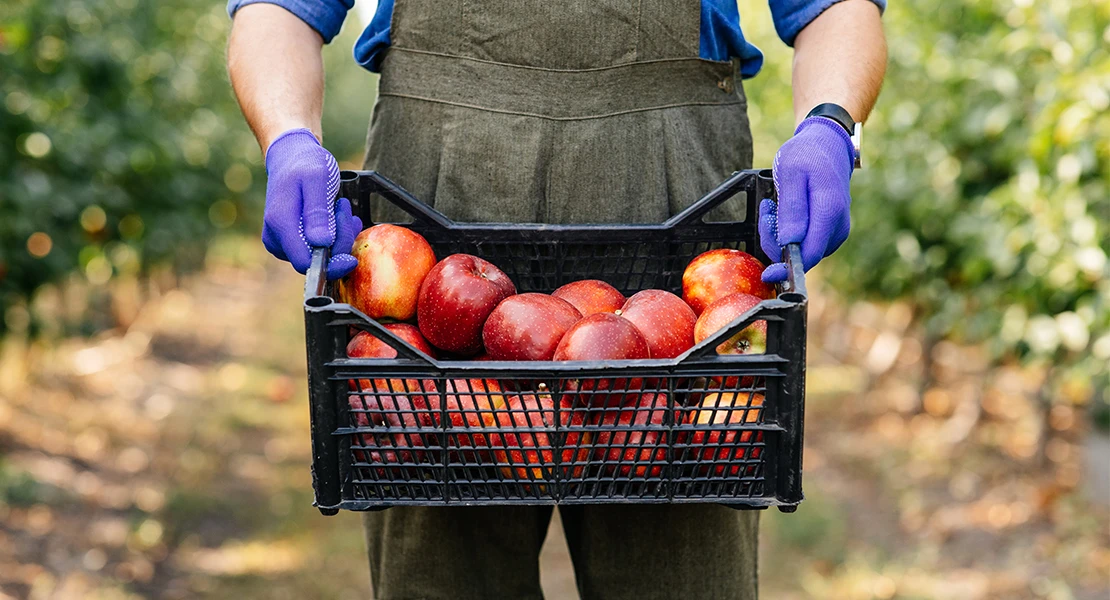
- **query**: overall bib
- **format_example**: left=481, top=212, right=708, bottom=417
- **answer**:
left=362, top=2, right=758, bottom=598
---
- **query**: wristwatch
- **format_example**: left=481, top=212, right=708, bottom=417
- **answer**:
left=806, top=103, right=862, bottom=169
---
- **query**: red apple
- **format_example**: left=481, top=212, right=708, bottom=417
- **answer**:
left=346, top=324, right=437, bottom=419
left=619, top=290, right=697, bottom=359
left=491, top=393, right=590, bottom=483
left=552, top=280, right=625, bottom=317
left=348, top=392, right=433, bottom=478
left=686, top=392, right=765, bottom=477
left=593, top=393, right=670, bottom=478
left=417, top=254, right=516, bottom=355
left=347, top=323, right=438, bottom=359
left=682, top=249, right=774, bottom=315
left=341, top=224, right=436, bottom=320
left=482, top=293, right=582, bottom=361
left=346, top=325, right=440, bottom=474
left=436, top=378, right=507, bottom=462
left=553, top=313, right=651, bottom=362
left=553, top=313, right=651, bottom=407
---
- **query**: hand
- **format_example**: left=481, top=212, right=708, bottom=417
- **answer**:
left=261, top=128, right=361, bottom=279
left=758, top=116, right=855, bottom=283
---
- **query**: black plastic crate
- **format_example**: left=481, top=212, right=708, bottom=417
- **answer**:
left=304, top=169, right=807, bottom=515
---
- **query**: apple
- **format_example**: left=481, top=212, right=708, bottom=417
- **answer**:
left=551, top=280, right=625, bottom=317
left=482, top=293, right=582, bottom=361
left=347, top=323, right=438, bottom=420
left=693, top=293, right=766, bottom=355
left=553, top=313, right=651, bottom=407
left=348, top=393, right=432, bottom=478
left=619, top=290, right=697, bottom=359
left=686, top=392, right=764, bottom=477
left=491, top=393, right=590, bottom=483
left=553, top=313, right=651, bottom=362
left=341, top=224, right=436, bottom=320
left=682, top=248, right=774, bottom=315
left=693, top=292, right=766, bottom=388
left=347, top=323, right=438, bottom=359
left=593, top=393, right=670, bottom=477
left=417, top=254, right=516, bottom=355
left=437, top=378, right=507, bottom=462
left=346, top=330, right=436, bottom=477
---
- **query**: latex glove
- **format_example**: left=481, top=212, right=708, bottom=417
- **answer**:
left=759, top=116, right=855, bottom=283
left=261, top=128, right=361, bottom=279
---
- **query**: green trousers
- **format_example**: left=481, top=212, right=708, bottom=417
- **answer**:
left=363, top=504, right=758, bottom=600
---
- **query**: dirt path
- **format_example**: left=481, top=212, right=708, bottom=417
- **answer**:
left=0, top=237, right=1105, bottom=599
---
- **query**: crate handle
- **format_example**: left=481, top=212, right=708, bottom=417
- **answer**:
left=305, top=246, right=331, bottom=306
left=663, top=169, right=773, bottom=227
left=342, top=170, right=457, bottom=231
left=346, top=169, right=773, bottom=232
left=779, top=243, right=807, bottom=302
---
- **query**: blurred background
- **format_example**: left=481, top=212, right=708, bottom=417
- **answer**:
left=1, top=0, right=1107, bottom=598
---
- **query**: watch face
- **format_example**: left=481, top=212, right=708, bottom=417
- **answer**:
left=852, top=123, right=862, bottom=170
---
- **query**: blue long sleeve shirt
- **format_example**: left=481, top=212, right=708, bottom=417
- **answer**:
left=228, top=0, right=885, bottom=79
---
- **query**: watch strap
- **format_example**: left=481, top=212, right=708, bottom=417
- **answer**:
left=805, top=103, right=855, bottom=135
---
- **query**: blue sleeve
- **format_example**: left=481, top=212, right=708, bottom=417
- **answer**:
left=769, top=0, right=887, bottom=47
left=227, top=0, right=355, bottom=44
left=353, top=0, right=394, bottom=72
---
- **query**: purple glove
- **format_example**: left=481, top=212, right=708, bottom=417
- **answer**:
left=759, top=116, right=855, bottom=283
left=261, top=128, right=361, bottom=279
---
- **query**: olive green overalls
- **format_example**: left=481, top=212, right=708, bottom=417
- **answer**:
left=362, top=1, right=758, bottom=598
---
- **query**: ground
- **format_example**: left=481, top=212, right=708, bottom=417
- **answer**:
left=0, top=236, right=1106, bottom=599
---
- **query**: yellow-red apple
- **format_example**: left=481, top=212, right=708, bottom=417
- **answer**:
left=491, top=393, right=590, bottom=483
left=342, top=224, right=436, bottom=320
left=682, top=248, right=773, bottom=315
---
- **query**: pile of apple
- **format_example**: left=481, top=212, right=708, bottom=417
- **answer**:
left=339, top=224, right=772, bottom=481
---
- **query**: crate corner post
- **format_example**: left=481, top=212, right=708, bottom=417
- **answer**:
left=769, top=296, right=807, bottom=510
left=305, top=295, right=345, bottom=516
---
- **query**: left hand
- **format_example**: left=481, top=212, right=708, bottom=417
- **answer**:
left=759, top=116, right=856, bottom=283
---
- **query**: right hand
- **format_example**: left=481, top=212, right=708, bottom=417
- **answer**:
left=261, top=128, right=361, bottom=279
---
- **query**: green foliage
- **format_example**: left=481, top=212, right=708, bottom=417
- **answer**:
left=0, top=461, right=43, bottom=507
left=743, top=0, right=1109, bottom=398
left=843, top=0, right=1108, bottom=367
left=0, top=0, right=263, bottom=330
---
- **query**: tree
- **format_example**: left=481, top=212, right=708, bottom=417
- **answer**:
left=0, top=0, right=262, bottom=332
left=743, top=0, right=1109, bottom=415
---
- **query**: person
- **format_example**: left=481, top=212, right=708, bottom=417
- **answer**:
left=227, top=1, right=886, bottom=598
